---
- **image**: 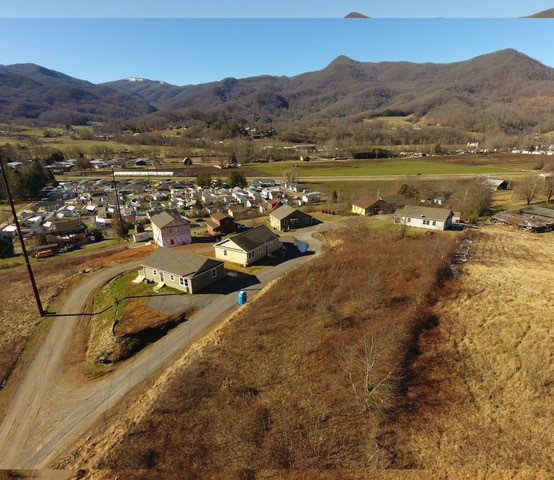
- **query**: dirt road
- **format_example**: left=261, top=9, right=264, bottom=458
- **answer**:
left=0, top=224, right=328, bottom=469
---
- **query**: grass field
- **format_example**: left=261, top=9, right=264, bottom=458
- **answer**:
left=390, top=227, right=554, bottom=469
left=246, top=159, right=520, bottom=178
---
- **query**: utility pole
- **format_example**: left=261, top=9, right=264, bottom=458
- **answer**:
left=112, top=169, right=125, bottom=239
left=0, top=159, right=44, bottom=317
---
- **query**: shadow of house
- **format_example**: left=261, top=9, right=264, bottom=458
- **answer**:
left=0, top=234, right=14, bottom=258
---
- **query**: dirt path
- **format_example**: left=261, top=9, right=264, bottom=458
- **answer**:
left=0, top=222, right=332, bottom=469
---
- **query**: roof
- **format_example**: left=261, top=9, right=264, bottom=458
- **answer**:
left=143, top=247, right=223, bottom=277
left=150, top=210, right=190, bottom=229
left=270, top=204, right=311, bottom=221
left=211, top=212, right=232, bottom=221
left=381, top=194, right=406, bottom=206
left=226, top=225, right=279, bottom=251
left=483, top=178, right=507, bottom=187
left=397, top=205, right=453, bottom=223
left=519, top=205, right=554, bottom=219
left=352, top=195, right=387, bottom=209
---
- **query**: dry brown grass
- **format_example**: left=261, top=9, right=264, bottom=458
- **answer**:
left=0, top=244, right=155, bottom=387
left=74, top=226, right=460, bottom=473
left=389, top=226, right=554, bottom=470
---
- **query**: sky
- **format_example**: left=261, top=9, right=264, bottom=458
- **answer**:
left=0, top=19, right=553, bottom=86
left=0, top=0, right=553, bottom=17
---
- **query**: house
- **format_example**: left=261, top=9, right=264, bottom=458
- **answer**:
left=483, top=178, right=509, bottom=191
left=351, top=195, right=392, bottom=216
left=150, top=210, right=192, bottom=247
left=394, top=205, right=454, bottom=231
left=141, top=247, right=224, bottom=294
left=269, top=205, right=315, bottom=231
left=214, top=225, right=280, bottom=266
left=380, top=194, right=406, bottom=211
left=206, top=212, right=235, bottom=236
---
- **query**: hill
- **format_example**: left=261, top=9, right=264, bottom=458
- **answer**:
left=344, top=12, right=369, bottom=18
left=0, top=64, right=156, bottom=125
left=524, top=8, right=554, bottom=17
left=1, top=49, right=554, bottom=134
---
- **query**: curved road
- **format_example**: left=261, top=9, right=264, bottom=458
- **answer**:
left=0, top=225, right=326, bottom=468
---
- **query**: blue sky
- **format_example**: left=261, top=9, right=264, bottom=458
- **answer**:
left=0, top=19, right=553, bottom=85
left=0, top=1, right=553, bottom=17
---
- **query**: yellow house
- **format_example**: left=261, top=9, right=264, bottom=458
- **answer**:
left=214, top=225, right=280, bottom=266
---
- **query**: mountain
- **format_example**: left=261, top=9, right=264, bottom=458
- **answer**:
left=344, top=12, right=369, bottom=18
left=524, top=8, right=554, bottom=17
left=0, top=64, right=156, bottom=124
left=1, top=49, right=554, bottom=134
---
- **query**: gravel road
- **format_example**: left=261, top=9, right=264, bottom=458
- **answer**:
left=0, top=223, right=328, bottom=468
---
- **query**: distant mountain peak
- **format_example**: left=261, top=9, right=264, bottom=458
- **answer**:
left=327, top=55, right=359, bottom=67
left=126, top=77, right=145, bottom=82
left=345, top=11, right=369, bottom=18
left=523, top=8, right=554, bottom=17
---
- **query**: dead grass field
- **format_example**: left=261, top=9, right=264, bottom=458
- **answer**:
left=389, top=227, right=554, bottom=470
left=66, top=226, right=460, bottom=475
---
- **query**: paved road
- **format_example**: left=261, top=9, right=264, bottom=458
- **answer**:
left=0, top=223, right=328, bottom=468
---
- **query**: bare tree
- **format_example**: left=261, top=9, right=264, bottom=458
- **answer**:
left=542, top=175, right=554, bottom=204
left=283, top=165, right=299, bottom=184
left=341, top=332, right=400, bottom=416
left=515, top=176, right=540, bottom=205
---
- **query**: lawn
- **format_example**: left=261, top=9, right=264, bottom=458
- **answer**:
left=247, top=159, right=518, bottom=178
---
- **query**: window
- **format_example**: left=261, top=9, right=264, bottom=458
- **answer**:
left=179, top=277, right=184, bottom=286
left=223, top=249, right=227, bottom=256
left=305, top=217, right=310, bottom=223
left=170, top=274, right=175, bottom=281
left=153, top=270, right=158, bottom=276
left=211, top=268, right=217, bottom=278
left=432, top=221, right=436, bottom=226
left=258, top=247, right=261, bottom=253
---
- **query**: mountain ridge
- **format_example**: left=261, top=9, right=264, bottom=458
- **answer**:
left=1, top=49, right=553, bottom=134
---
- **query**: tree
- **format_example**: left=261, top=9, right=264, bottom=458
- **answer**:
left=195, top=173, right=212, bottom=188
left=433, top=144, right=443, bottom=155
left=111, top=213, right=130, bottom=241
left=515, top=176, right=539, bottom=205
left=331, top=190, right=338, bottom=203
left=284, top=165, right=299, bottom=184
left=456, top=180, right=492, bottom=217
left=227, top=171, right=247, bottom=188
left=542, top=176, right=553, bottom=204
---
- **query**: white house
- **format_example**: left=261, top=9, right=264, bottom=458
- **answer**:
left=394, top=205, right=454, bottom=231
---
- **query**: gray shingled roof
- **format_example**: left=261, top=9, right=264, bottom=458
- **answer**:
left=143, top=247, right=222, bottom=277
left=397, top=205, right=453, bottom=222
left=150, top=210, right=190, bottom=229
left=352, top=195, right=385, bottom=209
left=229, top=225, right=279, bottom=251
left=519, top=205, right=554, bottom=219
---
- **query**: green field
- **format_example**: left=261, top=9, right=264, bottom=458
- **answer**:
left=247, top=159, right=518, bottom=178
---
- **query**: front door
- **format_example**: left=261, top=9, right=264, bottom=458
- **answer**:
left=160, top=272, right=164, bottom=282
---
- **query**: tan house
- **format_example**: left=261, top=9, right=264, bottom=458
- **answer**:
left=269, top=205, right=315, bottom=231
left=351, top=195, right=392, bottom=216
left=214, top=225, right=280, bottom=266
left=141, top=247, right=224, bottom=294
left=150, top=210, right=191, bottom=247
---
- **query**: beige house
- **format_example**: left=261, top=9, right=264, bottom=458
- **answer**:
left=394, top=205, right=453, bottom=231
left=141, top=247, right=225, bottom=294
left=214, top=225, right=280, bottom=266
left=150, top=210, right=192, bottom=247
left=269, top=205, right=315, bottom=231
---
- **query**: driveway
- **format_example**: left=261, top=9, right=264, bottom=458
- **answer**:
left=0, top=221, right=335, bottom=469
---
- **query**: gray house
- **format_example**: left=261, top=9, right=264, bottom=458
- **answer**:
left=141, top=247, right=225, bottom=294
